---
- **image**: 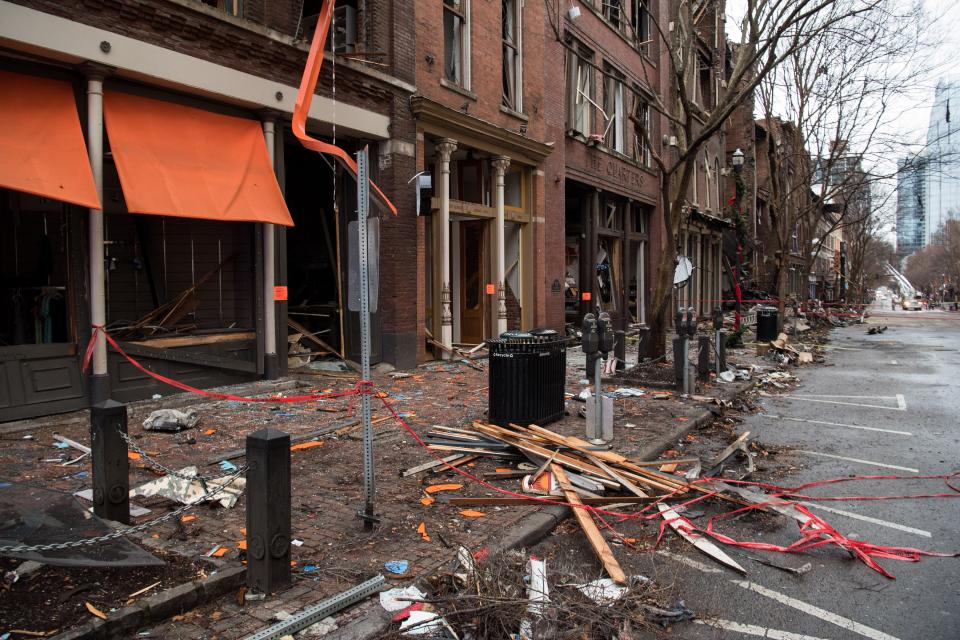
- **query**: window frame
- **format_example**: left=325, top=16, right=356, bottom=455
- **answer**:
left=602, top=63, right=626, bottom=154
left=501, top=0, right=523, bottom=112
left=632, top=93, right=652, bottom=168
left=631, top=0, right=651, bottom=50
left=443, top=0, right=472, bottom=90
left=566, top=41, right=595, bottom=136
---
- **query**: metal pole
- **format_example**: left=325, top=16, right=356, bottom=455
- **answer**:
left=493, top=156, right=510, bottom=336
left=356, top=148, right=375, bottom=530
left=715, top=327, right=722, bottom=376
left=86, top=70, right=108, bottom=403
left=681, top=309, right=690, bottom=396
left=262, top=119, right=278, bottom=379
left=593, top=353, right=602, bottom=439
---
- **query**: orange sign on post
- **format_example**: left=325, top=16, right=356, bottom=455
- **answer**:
left=582, top=291, right=592, bottom=301
left=273, top=285, right=288, bottom=301
left=486, top=283, right=496, bottom=295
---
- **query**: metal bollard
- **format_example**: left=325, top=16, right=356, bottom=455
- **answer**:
left=246, top=428, right=292, bottom=594
left=90, top=400, right=130, bottom=525
left=673, top=337, right=684, bottom=391
left=614, top=330, right=626, bottom=371
left=698, top=336, right=711, bottom=380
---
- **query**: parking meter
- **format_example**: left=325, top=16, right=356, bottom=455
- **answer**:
left=597, top=312, right=614, bottom=354
left=581, top=313, right=598, bottom=355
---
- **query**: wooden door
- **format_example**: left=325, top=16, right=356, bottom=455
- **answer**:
left=459, top=221, right=486, bottom=344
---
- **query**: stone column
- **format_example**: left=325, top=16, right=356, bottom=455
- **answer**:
left=261, top=117, right=278, bottom=379
left=491, top=156, right=511, bottom=336
left=436, top=139, right=458, bottom=357
left=85, top=66, right=109, bottom=403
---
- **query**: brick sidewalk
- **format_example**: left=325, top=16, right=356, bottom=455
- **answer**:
left=1, top=346, right=759, bottom=639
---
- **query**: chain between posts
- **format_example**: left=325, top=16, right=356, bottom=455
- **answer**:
left=118, top=430, right=227, bottom=482
left=0, top=466, right=247, bottom=554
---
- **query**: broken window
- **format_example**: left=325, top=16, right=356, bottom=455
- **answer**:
left=444, top=0, right=468, bottom=86
left=603, top=63, right=625, bottom=154
left=502, top=0, right=522, bottom=111
left=631, top=0, right=651, bottom=48
left=565, top=43, right=594, bottom=135
left=698, top=54, right=713, bottom=109
left=201, top=0, right=242, bottom=17
left=604, top=0, right=622, bottom=30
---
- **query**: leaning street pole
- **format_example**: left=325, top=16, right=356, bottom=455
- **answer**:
left=356, top=147, right=375, bottom=530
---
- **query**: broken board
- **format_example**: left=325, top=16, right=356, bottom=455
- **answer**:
left=657, top=503, right=746, bottom=574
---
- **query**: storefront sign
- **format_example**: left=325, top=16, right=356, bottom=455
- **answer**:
left=586, top=154, right=645, bottom=190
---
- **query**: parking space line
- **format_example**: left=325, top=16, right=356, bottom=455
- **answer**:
left=761, top=414, right=912, bottom=436
left=780, top=396, right=906, bottom=411
left=793, top=449, right=919, bottom=473
left=659, top=551, right=902, bottom=640
left=694, top=618, right=832, bottom=640
left=732, top=580, right=902, bottom=640
left=799, top=502, right=932, bottom=538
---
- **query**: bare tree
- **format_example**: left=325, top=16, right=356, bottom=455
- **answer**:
left=754, top=0, right=929, bottom=322
left=623, top=0, right=911, bottom=353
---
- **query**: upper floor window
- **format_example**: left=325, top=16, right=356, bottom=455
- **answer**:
left=502, top=0, right=522, bottom=112
left=633, top=96, right=652, bottom=167
left=201, top=0, right=242, bottom=17
left=603, top=64, right=626, bottom=154
left=565, top=43, right=594, bottom=136
left=444, top=0, right=470, bottom=88
left=698, top=54, right=713, bottom=109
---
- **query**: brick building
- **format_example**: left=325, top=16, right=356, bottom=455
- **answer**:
left=413, top=0, right=559, bottom=356
left=0, top=0, right=417, bottom=421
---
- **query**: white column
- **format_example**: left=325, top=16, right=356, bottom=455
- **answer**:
left=86, top=69, right=108, bottom=402
left=716, top=239, right=723, bottom=312
left=492, top=156, right=511, bottom=336
left=437, top=138, right=458, bottom=357
left=262, top=118, right=278, bottom=377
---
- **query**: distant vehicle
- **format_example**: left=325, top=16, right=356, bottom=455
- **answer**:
left=902, top=297, right=922, bottom=311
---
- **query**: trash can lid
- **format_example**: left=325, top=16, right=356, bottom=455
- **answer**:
left=758, top=305, right=778, bottom=314
left=499, top=330, right=533, bottom=340
left=529, top=328, right=558, bottom=336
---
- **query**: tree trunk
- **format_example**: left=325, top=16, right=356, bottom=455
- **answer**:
left=776, top=252, right=789, bottom=332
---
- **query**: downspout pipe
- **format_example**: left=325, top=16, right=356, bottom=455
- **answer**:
left=86, top=67, right=109, bottom=404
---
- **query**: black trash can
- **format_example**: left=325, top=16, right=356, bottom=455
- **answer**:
left=756, top=306, right=779, bottom=342
left=487, top=329, right=566, bottom=427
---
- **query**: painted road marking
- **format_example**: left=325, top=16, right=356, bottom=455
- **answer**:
left=731, top=580, right=901, bottom=640
left=694, top=619, right=832, bottom=640
left=799, top=502, right=932, bottom=538
left=761, top=414, right=912, bottom=436
left=890, top=360, right=898, bottom=365
left=781, top=394, right=906, bottom=412
left=655, top=549, right=723, bottom=573
left=661, top=553, right=901, bottom=640
left=793, top=449, right=919, bottom=473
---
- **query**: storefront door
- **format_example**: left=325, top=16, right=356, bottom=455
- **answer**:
left=459, top=220, right=486, bottom=344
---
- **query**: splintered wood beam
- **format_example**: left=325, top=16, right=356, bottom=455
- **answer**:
left=552, top=463, right=627, bottom=585
left=449, top=496, right=657, bottom=506
left=710, top=431, right=751, bottom=469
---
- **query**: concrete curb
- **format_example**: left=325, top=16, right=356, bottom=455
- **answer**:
left=49, top=565, right=245, bottom=640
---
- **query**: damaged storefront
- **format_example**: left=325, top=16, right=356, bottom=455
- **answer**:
left=412, top=98, right=553, bottom=354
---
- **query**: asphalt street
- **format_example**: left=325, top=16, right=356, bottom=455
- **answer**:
left=640, top=305, right=960, bottom=640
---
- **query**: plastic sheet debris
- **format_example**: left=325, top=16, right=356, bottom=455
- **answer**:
left=568, top=578, right=629, bottom=605
left=385, top=560, right=409, bottom=575
left=643, top=600, right=694, bottom=626
left=610, top=387, right=646, bottom=398
left=131, top=466, right=245, bottom=508
left=399, top=611, right=446, bottom=636
left=718, top=370, right=736, bottom=383
left=219, top=460, right=238, bottom=473
left=380, top=585, right=428, bottom=612
left=143, top=408, right=200, bottom=432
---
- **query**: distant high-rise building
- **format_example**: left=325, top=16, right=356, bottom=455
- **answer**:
left=896, top=157, right=927, bottom=259
left=925, top=77, right=960, bottom=244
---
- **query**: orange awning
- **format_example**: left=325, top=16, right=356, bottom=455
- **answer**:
left=0, top=71, right=100, bottom=209
left=103, top=91, right=293, bottom=226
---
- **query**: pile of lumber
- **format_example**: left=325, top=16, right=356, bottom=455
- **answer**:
left=416, top=422, right=748, bottom=581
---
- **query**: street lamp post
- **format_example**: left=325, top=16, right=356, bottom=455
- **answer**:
left=731, top=149, right=745, bottom=331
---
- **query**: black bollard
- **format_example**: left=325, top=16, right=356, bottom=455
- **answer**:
left=246, top=428, right=291, bottom=594
left=698, top=336, right=712, bottom=380
left=90, top=400, right=130, bottom=525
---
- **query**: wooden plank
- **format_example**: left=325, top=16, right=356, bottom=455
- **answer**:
left=710, top=431, right=750, bottom=469
left=288, top=318, right=341, bottom=358
left=657, top=503, right=746, bottom=574
left=128, top=332, right=256, bottom=348
left=552, top=464, right=627, bottom=584
left=449, top=496, right=657, bottom=506
left=53, top=434, right=91, bottom=454
left=400, top=454, right=466, bottom=477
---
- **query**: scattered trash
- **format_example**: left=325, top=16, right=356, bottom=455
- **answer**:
left=399, top=610, right=447, bottom=637
left=85, top=602, right=108, bottom=620
left=416, top=521, right=431, bottom=541
left=291, top=539, right=303, bottom=547
left=384, top=560, right=409, bottom=575
left=143, top=408, right=200, bottom=432
left=424, top=483, right=463, bottom=494
left=301, top=616, right=338, bottom=636
left=219, top=460, right=238, bottom=473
